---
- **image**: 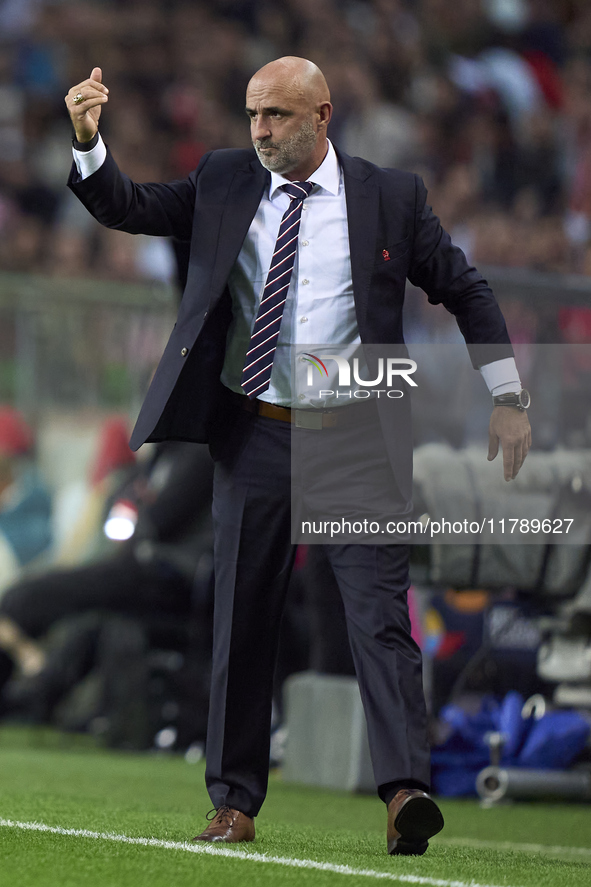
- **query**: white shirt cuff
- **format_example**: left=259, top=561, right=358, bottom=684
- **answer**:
left=479, top=357, right=521, bottom=395
left=72, top=133, right=107, bottom=179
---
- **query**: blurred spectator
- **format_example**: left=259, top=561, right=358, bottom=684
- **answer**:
left=338, top=62, right=418, bottom=168
left=51, top=416, right=137, bottom=568
left=0, top=405, right=52, bottom=594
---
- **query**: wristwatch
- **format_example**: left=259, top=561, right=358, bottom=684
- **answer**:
left=492, top=389, right=531, bottom=411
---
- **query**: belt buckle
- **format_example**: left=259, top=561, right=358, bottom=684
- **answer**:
left=294, top=410, right=323, bottom=430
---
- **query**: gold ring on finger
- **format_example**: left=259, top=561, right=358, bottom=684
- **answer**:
left=73, top=93, right=84, bottom=105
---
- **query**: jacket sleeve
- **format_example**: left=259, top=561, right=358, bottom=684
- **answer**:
left=67, top=146, right=212, bottom=243
left=408, top=175, right=514, bottom=367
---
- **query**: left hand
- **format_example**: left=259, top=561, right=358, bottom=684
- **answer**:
left=487, top=406, right=531, bottom=481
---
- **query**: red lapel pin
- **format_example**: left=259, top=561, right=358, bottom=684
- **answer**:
left=382, top=249, right=390, bottom=261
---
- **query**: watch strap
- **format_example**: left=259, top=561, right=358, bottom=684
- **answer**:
left=72, top=132, right=100, bottom=152
left=493, top=390, right=530, bottom=410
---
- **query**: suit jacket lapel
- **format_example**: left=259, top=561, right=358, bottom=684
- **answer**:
left=338, top=150, right=379, bottom=334
left=210, top=157, right=269, bottom=295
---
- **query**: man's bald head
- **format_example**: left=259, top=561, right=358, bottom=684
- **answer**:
left=246, top=57, right=333, bottom=180
left=248, top=57, right=330, bottom=108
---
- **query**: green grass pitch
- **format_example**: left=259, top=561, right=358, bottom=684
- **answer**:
left=0, top=729, right=589, bottom=887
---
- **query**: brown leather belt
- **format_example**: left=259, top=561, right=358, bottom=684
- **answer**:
left=237, top=394, right=378, bottom=430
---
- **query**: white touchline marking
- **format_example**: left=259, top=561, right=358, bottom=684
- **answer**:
left=0, top=818, right=521, bottom=887
left=436, top=836, right=591, bottom=858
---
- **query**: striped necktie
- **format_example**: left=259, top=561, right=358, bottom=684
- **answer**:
left=241, top=180, right=314, bottom=399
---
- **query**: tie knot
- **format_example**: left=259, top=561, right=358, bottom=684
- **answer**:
left=281, top=181, right=314, bottom=201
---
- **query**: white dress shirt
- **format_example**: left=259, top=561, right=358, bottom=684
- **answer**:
left=222, top=141, right=360, bottom=406
left=73, top=135, right=521, bottom=406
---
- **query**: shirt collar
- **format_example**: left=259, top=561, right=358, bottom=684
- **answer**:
left=268, top=140, right=340, bottom=200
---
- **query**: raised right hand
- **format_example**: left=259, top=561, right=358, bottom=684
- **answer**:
left=65, top=67, right=109, bottom=142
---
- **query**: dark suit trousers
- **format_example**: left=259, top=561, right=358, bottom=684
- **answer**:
left=205, top=407, right=431, bottom=817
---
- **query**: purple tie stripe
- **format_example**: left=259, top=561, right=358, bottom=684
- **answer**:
left=259, top=282, right=290, bottom=307
left=264, top=259, right=297, bottom=287
left=241, top=180, right=314, bottom=398
left=249, top=299, right=288, bottom=329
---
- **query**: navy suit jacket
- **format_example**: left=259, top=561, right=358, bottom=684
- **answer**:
left=68, top=145, right=512, bottom=499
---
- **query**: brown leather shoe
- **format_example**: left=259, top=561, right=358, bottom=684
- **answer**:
left=387, top=789, right=444, bottom=856
left=192, top=805, right=255, bottom=844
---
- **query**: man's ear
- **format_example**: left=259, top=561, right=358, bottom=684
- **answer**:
left=318, top=101, right=333, bottom=129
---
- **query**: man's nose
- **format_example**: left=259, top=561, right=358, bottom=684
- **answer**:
left=252, top=116, right=271, bottom=140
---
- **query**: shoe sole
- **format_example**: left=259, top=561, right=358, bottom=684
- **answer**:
left=192, top=833, right=255, bottom=843
left=388, top=796, right=444, bottom=856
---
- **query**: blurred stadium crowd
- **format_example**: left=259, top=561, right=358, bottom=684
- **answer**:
left=2, top=0, right=591, bottom=281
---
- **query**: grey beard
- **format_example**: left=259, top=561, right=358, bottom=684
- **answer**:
left=254, top=120, right=317, bottom=174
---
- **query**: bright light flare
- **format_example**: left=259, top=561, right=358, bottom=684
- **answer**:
left=103, top=499, right=138, bottom=541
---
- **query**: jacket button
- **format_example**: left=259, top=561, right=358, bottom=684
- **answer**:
left=181, top=347, right=188, bottom=356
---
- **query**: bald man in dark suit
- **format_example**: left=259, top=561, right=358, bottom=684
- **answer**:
left=65, top=56, right=530, bottom=855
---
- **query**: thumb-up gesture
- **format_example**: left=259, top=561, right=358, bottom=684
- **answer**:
left=65, top=67, right=109, bottom=143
